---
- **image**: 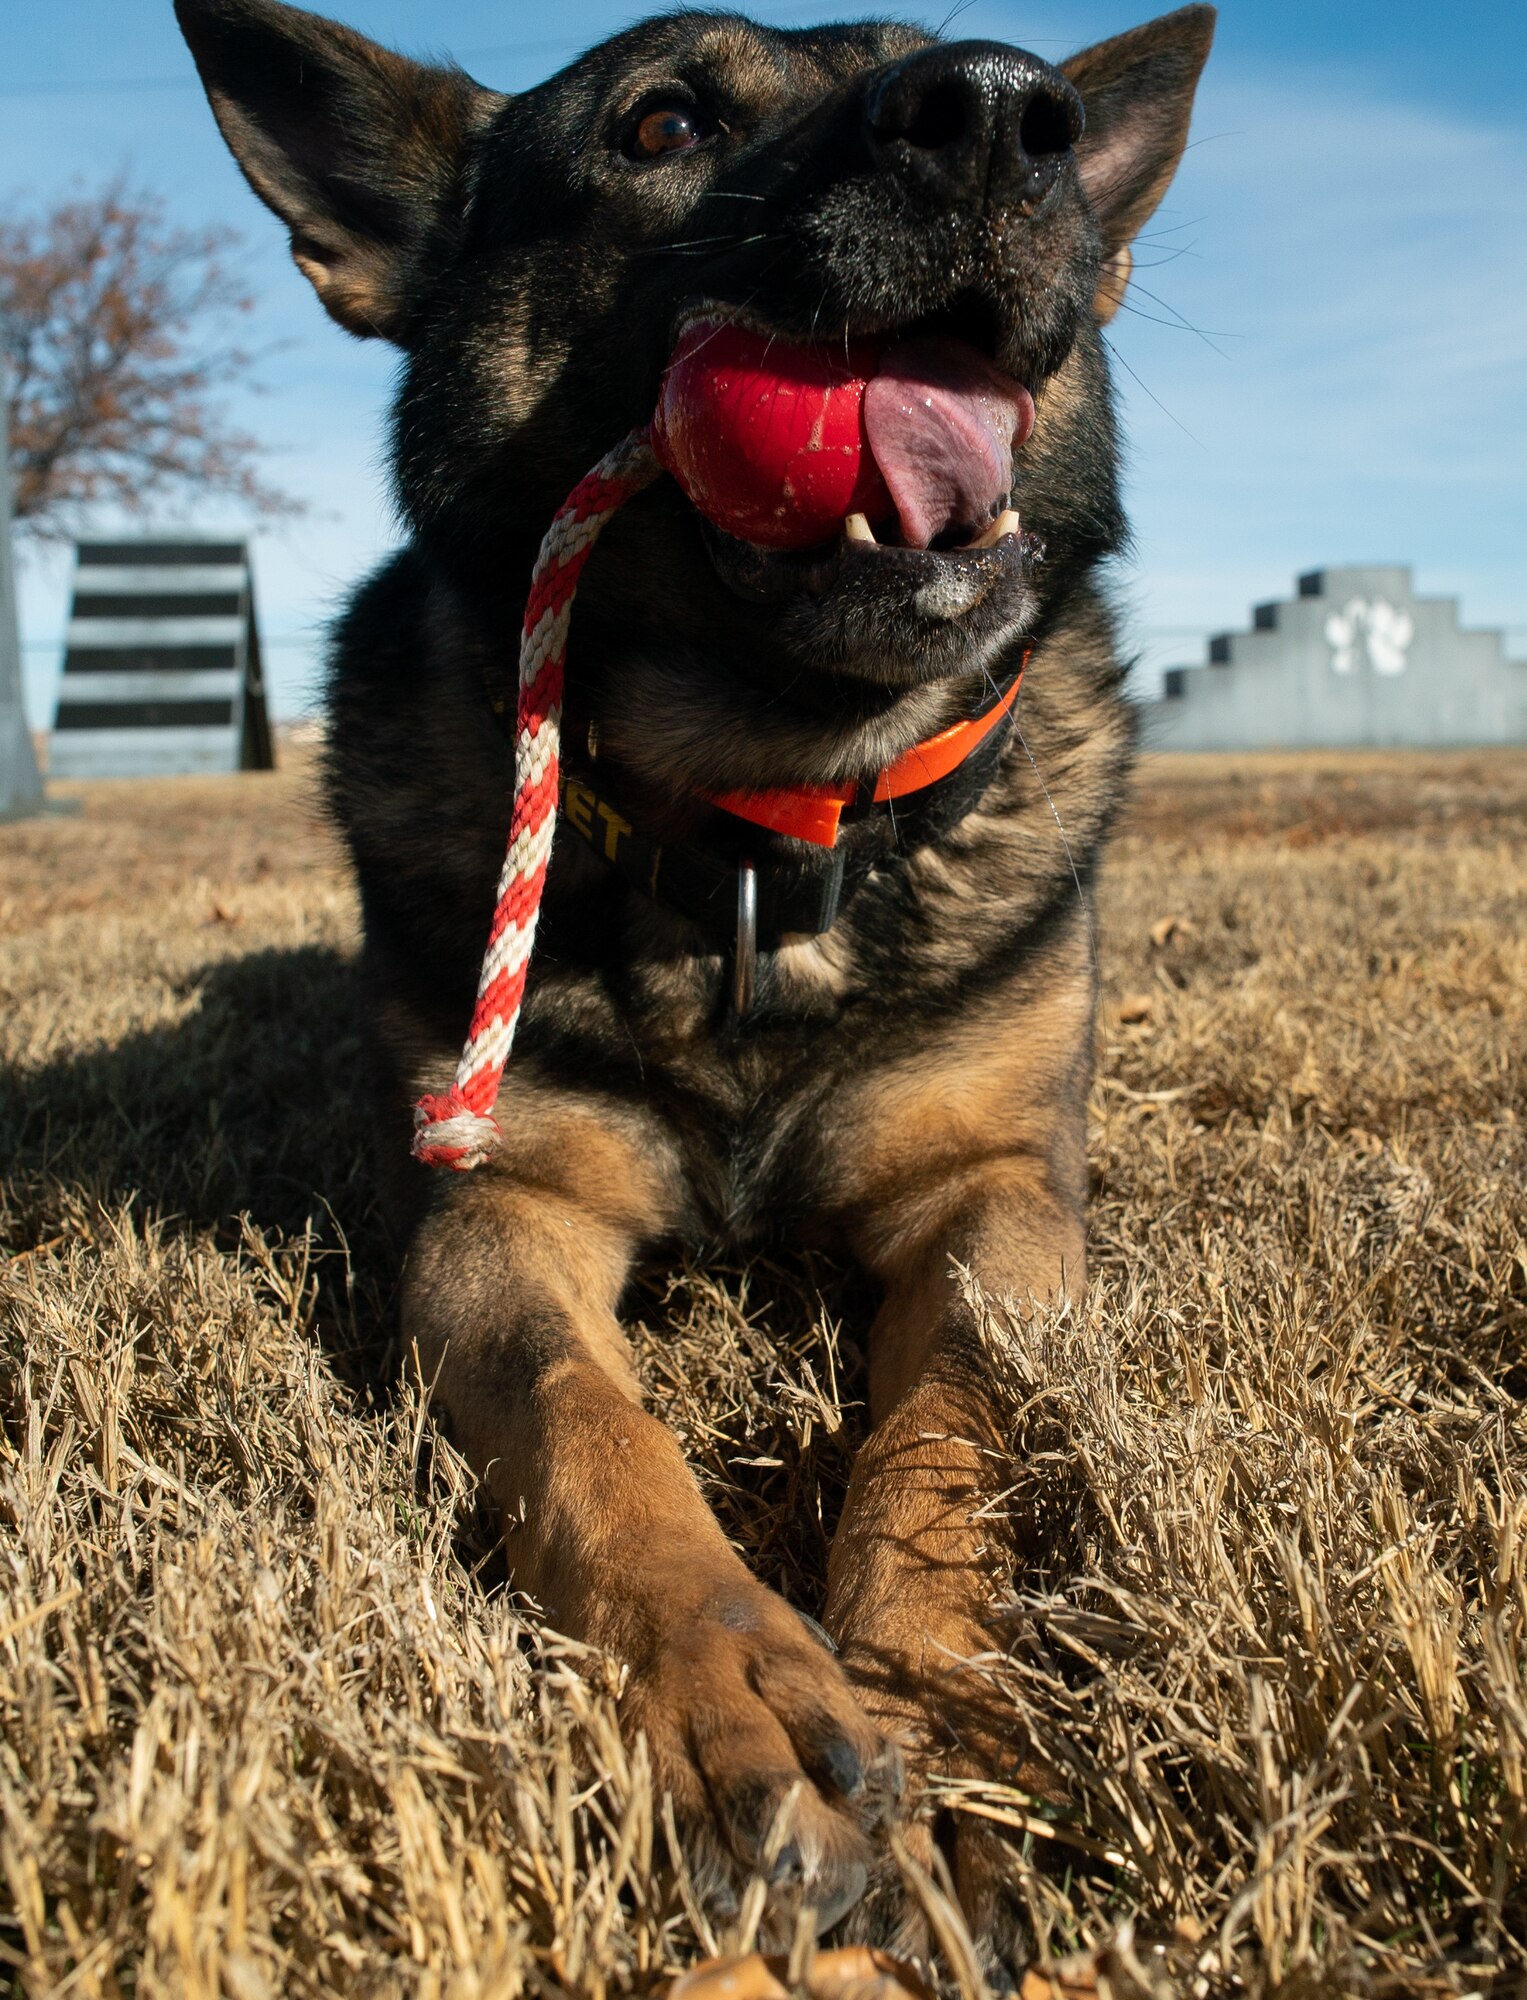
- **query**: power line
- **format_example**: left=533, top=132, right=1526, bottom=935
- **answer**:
left=23, top=624, right=1224, bottom=653
left=0, top=37, right=571, bottom=96
left=0, top=4, right=853, bottom=97
left=22, top=635, right=319, bottom=650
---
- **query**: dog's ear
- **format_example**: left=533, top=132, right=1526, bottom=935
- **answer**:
left=1063, top=5, right=1215, bottom=325
left=174, top=0, right=503, bottom=341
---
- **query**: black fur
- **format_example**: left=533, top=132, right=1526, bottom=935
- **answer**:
left=174, top=0, right=1206, bottom=1182
left=176, top=0, right=1215, bottom=1937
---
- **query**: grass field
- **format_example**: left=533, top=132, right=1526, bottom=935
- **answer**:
left=1, top=744, right=1523, bottom=1998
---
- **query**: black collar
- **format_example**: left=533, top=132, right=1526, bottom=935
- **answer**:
left=518, top=665, right=1025, bottom=952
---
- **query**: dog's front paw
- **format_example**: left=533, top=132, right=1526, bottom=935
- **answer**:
left=621, top=1574, right=904, bottom=1930
left=834, top=1608, right=1065, bottom=1970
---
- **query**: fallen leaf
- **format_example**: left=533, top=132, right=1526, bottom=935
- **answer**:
left=1149, top=914, right=1195, bottom=949
left=1117, top=993, right=1153, bottom=1025
left=670, top=1948, right=928, bottom=2000
left=1019, top=1965, right=1100, bottom=2000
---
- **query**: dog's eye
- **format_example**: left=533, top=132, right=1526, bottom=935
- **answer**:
left=625, top=100, right=711, bottom=161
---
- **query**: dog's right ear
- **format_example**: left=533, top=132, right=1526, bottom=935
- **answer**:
left=175, top=0, right=503, bottom=342
left=1063, top=5, right=1215, bottom=325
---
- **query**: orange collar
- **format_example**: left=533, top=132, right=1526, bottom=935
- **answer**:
left=702, top=654, right=1027, bottom=849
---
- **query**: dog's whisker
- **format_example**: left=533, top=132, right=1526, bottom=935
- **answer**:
left=1134, top=214, right=1206, bottom=242
left=1100, top=330, right=1205, bottom=448
left=1116, top=277, right=1235, bottom=351
left=654, top=256, right=792, bottom=362
left=662, top=240, right=769, bottom=260
left=655, top=236, right=743, bottom=252
left=637, top=232, right=769, bottom=257
left=934, top=0, right=978, bottom=34
left=1128, top=243, right=1200, bottom=272
left=1112, top=298, right=1234, bottom=353
left=1010, top=714, right=1101, bottom=991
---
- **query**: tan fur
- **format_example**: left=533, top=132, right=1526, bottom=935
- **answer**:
left=817, top=945, right=1090, bottom=1800
left=174, top=0, right=1215, bottom=1941
left=401, top=1077, right=902, bottom=1893
left=1093, top=244, right=1133, bottom=323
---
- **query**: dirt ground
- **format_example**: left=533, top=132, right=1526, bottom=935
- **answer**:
left=1, top=742, right=1523, bottom=1998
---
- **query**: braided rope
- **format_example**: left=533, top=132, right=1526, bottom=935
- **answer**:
left=412, top=427, right=662, bottom=1170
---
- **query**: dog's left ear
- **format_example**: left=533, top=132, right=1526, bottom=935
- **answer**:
left=1063, top=5, right=1215, bottom=324
left=174, top=0, right=504, bottom=342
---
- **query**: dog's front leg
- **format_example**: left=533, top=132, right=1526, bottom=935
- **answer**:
left=824, top=1155, right=1084, bottom=1761
left=820, top=966, right=1093, bottom=1911
left=403, top=1105, right=899, bottom=1919
left=824, top=1151, right=1085, bottom=1942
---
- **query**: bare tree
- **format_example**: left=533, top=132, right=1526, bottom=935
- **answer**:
left=0, top=180, right=302, bottom=538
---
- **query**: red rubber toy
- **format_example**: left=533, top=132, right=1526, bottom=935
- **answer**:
left=652, top=317, right=892, bottom=549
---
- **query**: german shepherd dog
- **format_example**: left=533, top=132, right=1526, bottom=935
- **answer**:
left=177, top=0, right=1212, bottom=1950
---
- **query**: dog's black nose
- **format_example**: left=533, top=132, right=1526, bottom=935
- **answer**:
left=865, top=42, right=1083, bottom=211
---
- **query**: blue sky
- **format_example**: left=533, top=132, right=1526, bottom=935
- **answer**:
left=6, top=0, right=1525, bottom=720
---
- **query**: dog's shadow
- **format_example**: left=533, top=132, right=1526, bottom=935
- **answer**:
left=3, top=945, right=396, bottom=1365
left=3, top=941, right=864, bottom=1602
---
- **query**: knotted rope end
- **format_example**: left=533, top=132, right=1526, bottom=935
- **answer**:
left=414, top=427, right=662, bottom=1172
left=412, top=1089, right=501, bottom=1172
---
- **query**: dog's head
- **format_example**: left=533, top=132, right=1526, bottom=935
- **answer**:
left=178, top=0, right=1211, bottom=784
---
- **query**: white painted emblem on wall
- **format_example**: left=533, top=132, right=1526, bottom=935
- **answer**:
left=1325, top=597, right=1415, bottom=676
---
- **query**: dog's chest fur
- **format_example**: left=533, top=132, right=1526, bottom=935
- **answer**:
left=325, top=548, right=1131, bottom=1243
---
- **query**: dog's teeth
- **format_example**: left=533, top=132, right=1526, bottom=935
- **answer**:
left=843, top=512, right=877, bottom=545
left=967, top=507, right=1021, bottom=550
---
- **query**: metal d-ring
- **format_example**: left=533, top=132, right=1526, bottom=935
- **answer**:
left=731, top=860, right=757, bottom=1020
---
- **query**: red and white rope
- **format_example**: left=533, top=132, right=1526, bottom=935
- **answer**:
left=412, top=427, right=661, bottom=1170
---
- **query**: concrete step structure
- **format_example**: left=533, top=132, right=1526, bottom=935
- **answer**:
left=48, top=537, right=275, bottom=778
left=1145, top=566, right=1526, bottom=751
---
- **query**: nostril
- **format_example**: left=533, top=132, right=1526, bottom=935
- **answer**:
left=1018, top=89, right=1077, bottom=161
left=872, top=74, right=970, bottom=153
left=898, top=77, right=967, bottom=150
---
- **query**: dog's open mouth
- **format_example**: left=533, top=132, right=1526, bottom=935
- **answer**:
left=859, top=334, right=1033, bottom=550
left=653, top=306, right=1040, bottom=607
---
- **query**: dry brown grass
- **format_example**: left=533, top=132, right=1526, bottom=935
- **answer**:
left=1, top=744, right=1523, bottom=1998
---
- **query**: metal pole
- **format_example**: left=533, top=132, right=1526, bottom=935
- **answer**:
left=0, top=351, right=43, bottom=819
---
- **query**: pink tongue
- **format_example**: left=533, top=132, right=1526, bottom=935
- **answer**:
left=863, top=338, right=1035, bottom=550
